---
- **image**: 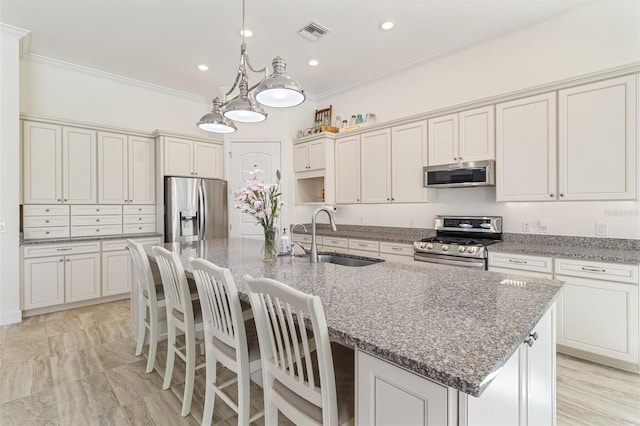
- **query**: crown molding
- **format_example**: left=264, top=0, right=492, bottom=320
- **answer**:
left=24, top=53, right=208, bottom=103
left=0, top=23, right=30, bottom=39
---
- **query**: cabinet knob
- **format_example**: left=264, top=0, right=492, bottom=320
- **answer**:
left=59, top=258, right=64, bottom=262
left=63, top=199, right=68, bottom=202
left=96, top=209, right=100, bottom=212
left=524, top=332, right=539, bottom=347
left=138, top=218, right=142, bottom=221
left=559, top=193, right=564, bottom=197
left=391, top=198, right=395, bottom=201
left=57, top=199, right=61, bottom=202
left=357, top=198, right=360, bottom=202
left=549, top=193, right=554, bottom=197
left=66, top=259, right=70, bottom=262
left=453, top=157, right=457, bottom=161
left=45, top=220, right=50, bottom=223
left=45, top=209, right=50, bottom=212
left=138, top=227, right=142, bottom=230
left=96, top=229, right=100, bottom=232
left=96, top=219, right=100, bottom=222
left=45, top=231, right=50, bottom=234
left=387, top=198, right=390, bottom=201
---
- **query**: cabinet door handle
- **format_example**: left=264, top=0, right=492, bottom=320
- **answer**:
left=56, top=248, right=72, bottom=251
left=581, top=266, right=606, bottom=273
left=508, top=259, right=527, bottom=264
left=391, top=247, right=402, bottom=251
left=358, top=243, right=368, bottom=247
left=524, top=332, right=538, bottom=347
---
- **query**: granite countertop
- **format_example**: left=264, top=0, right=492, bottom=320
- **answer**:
left=295, top=225, right=640, bottom=264
left=147, top=238, right=563, bottom=397
left=21, top=233, right=163, bottom=245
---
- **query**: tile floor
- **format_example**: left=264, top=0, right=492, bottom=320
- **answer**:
left=1, top=299, right=639, bottom=425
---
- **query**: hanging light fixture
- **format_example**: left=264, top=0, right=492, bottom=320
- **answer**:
left=197, top=0, right=305, bottom=133
left=197, top=97, right=237, bottom=133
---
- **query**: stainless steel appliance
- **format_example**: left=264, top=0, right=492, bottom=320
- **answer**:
left=423, top=160, right=495, bottom=188
left=413, top=215, right=502, bottom=269
left=164, top=176, right=228, bottom=243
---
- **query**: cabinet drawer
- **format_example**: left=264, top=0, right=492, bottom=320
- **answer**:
left=488, top=252, right=553, bottom=274
left=380, top=242, right=414, bottom=257
left=292, top=233, right=315, bottom=244
left=23, top=241, right=101, bottom=258
left=123, top=223, right=156, bottom=234
left=123, top=214, right=155, bottom=224
left=71, top=215, right=123, bottom=226
left=349, top=239, right=379, bottom=252
left=555, top=258, right=639, bottom=284
left=23, top=205, right=69, bottom=216
left=70, top=225, right=122, bottom=237
left=23, top=227, right=70, bottom=240
left=123, top=205, right=155, bottom=215
left=23, top=216, right=69, bottom=228
left=323, top=236, right=349, bottom=248
left=71, top=205, right=122, bottom=215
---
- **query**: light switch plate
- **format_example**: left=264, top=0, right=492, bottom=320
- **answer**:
left=539, top=221, right=548, bottom=233
left=0, top=222, right=6, bottom=232
left=522, top=221, right=530, bottom=233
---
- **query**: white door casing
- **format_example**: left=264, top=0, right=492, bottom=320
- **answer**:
left=229, top=141, right=281, bottom=238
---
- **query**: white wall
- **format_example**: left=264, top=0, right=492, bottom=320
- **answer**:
left=293, top=1, right=640, bottom=239
left=0, top=25, right=29, bottom=325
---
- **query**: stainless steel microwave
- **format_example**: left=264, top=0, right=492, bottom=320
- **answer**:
left=424, top=160, right=495, bottom=188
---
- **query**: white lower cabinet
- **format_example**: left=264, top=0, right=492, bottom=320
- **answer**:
left=101, top=249, right=132, bottom=297
left=555, top=258, right=639, bottom=370
left=466, top=306, right=555, bottom=426
left=488, top=252, right=553, bottom=279
left=357, top=350, right=449, bottom=425
left=23, top=243, right=101, bottom=310
left=357, top=308, right=555, bottom=426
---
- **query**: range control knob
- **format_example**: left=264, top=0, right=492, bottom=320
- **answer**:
left=426, top=243, right=434, bottom=250
left=442, top=245, right=449, bottom=252
left=468, top=247, right=477, bottom=254
left=458, top=246, right=466, bottom=253
left=419, top=243, right=427, bottom=249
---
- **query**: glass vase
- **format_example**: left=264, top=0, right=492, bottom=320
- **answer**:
left=263, top=227, right=278, bottom=261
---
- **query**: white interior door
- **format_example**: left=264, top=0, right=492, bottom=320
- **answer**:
left=229, top=141, right=281, bottom=238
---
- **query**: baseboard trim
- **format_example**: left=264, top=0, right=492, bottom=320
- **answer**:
left=0, top=309, right=23, bottom=325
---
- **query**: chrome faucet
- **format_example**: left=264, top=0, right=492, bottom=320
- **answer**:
left=311, top=207, right=337, bottom=263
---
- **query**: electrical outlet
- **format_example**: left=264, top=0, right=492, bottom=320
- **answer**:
left=522, top=221, right=530, bottom=233
left=539, top=220, right=548, bottom=233
left=596, top=222, right=608, bottom=236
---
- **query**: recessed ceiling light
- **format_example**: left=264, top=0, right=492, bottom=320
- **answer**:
left=240, top=28, right=253, bottom=38
left=308, top=58, right=319, bottom=67
left=198, top=64, right=209, bottom=71
left=380, top=20, right=395, bottom=31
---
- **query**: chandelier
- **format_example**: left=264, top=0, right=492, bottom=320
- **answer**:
left=197, top=0, right=305, bottom=134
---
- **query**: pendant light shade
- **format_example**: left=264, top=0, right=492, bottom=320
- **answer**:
left=197, top=0, right=303, bottom=133
left=255, top=57, right=305, bottom=108
left=222, top=77, right=267, bottom=123
left=197, top=97, right=237, bottom=133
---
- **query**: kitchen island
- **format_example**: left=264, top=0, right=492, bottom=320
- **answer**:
left=144, top=238, right=563, bottom=425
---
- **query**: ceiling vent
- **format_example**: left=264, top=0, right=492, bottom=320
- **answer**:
left=298, top=21, right=330, bottom=41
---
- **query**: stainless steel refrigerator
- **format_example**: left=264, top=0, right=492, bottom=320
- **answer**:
left=164, top=176, right=228, bottom=243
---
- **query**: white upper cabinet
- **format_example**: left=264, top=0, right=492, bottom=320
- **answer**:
left=98, top=132, right=155, bottom=205
left=163, top=137, right=222, bottom=179
left=558, top=74, right=637, bottom=200
left=294, top=139, right=325, bottom=172
left=391, top=121, right=428, bottom=203
left=23, top=121, right=96, bottom=204
left=361, top=129, right=392, bottom=203
left=496, top=92, right=557, bottom=202
left=335, top=135, right=361, bottom=203
left=428, top=105, right=494, bottom=166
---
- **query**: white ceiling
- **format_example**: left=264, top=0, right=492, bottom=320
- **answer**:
left=1, top=0, right=597, bottom=100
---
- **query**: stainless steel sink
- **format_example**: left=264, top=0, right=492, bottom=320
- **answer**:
left=297, top=252, right=384, bottom=267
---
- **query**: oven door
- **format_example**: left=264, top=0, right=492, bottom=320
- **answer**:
left=414, top=252, right=486, bottom=269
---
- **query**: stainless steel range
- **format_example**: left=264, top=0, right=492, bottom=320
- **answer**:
left=414, top=216, right=502, bottom=269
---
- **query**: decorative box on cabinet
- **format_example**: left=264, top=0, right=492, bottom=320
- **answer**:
left=428, top=105, right=495, bottom=166
left=22, top=241, right=102, bottom=310
left=23, top=121, right=97, bottom=204
left=554, top=258, right=639, bottom=371
left=162, top=136, right=223, bottom=179
left=22, top=204, right=70, bottom=240
left=98, top=132, right=155, bottom=205
left=293, top=137, right=335, bottom=205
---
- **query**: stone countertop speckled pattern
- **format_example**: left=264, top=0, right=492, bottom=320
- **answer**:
left=147, top=238, right=563, bottom=397
left=491, top=234, right=640, bottom=264
left=21, top=233, right=163, bottom=245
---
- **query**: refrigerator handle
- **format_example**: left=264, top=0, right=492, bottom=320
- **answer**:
left=198, top=181, right=206, bottom=240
